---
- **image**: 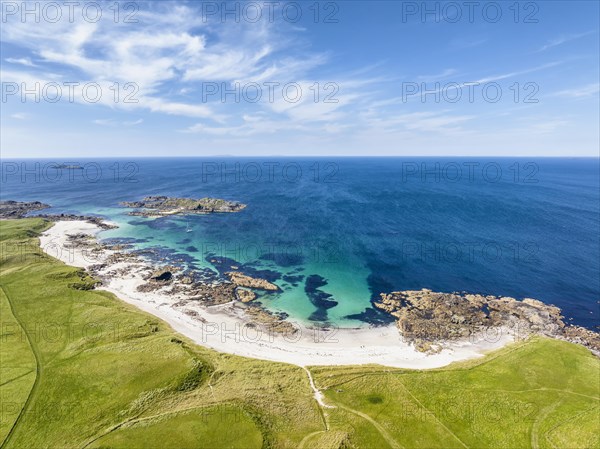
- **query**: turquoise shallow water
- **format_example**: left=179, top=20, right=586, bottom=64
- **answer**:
left=2, top=157, right=599, bottom=329
left=96, top=211, right=374, bottom=326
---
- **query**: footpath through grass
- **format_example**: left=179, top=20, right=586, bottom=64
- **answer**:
left=0, top=218, right=598, bottom=449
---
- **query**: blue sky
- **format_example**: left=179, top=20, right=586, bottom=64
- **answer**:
left=1, top=1, right=599, bottom=157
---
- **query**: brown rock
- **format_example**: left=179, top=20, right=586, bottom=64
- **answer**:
left=236, top=288, right=257, bottom=303
left=374, top=288, right=599, bottom=355
left=226, top=272, right=279, bottom=291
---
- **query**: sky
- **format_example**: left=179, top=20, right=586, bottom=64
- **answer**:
left=1, top=0, right=599, bottom=157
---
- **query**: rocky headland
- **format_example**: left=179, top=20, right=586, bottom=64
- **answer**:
left=0, top=200, right=50, bottom=218
left=120, top=196, right=246, bottom=216
left=0, top=200, right=117, bottom=230
left=39, top=214, right=117, bottom=230
left=375, top=289, right=599, bottom=354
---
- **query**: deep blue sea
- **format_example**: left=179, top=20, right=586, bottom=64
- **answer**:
left=2, top=158, right=598, bottom=330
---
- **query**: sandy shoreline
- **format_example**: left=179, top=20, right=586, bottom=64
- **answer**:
left=39, top=220, right=515, bottom=369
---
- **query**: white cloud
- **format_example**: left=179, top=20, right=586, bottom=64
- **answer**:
left=5, top=57, right=38, bottom=67
left=2, top=1, right=591, bottom=156
left=94, top=118, right=144, bottom=126
left=0, top=2, right=331, bottom=121
left=554, top=83, right=600, bottom=98
left=538, top=31, right=596, bottom=52
left=417, top=69, right=458, bottom=82
left=93, top=119, right=116, bottom=126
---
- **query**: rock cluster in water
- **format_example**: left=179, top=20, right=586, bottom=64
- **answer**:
left=375, top=289, right=600, bottom=354
left=62, top=231, right=296, bottom=333
left=120, top=196, right=246, bottom=216
left=226, top=272, right=280, bottom=291
left=243, top=306, right=298, bottom=336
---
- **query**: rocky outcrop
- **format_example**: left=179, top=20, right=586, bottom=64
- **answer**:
left=236, top=288, right=257, bottom=303
left=147, top=266, right=178, bottom=283
left=0, top=200, right=49, bottom=218
left=375, top=289, right=599, bottom=354
left=177, top=274, right=195, bottom=285
left=50, top=164, right=83, bottom=169
left=106, top=252, right=140, bottom=264
left=120, top=196, right=246, bottom=216
left=136, top=266, right=179, bottom=292
left=0, top=201, right=116, bottom=229
left=561, top=325, right=600, bottom=350
left=226, top=272, right=279, bottom=291
left=244, top=307, right=297, bottom=336
left=187, top=282, right=237, bottom=305
left=38, top=214, right=117, bottom=230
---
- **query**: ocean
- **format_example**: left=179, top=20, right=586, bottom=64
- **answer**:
left=2, top=157, right=598, bottom=329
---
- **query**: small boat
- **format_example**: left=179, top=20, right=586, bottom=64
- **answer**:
left=185, top=220, right=193, bottom=233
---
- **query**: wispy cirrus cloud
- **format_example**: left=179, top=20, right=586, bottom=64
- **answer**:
left=0, top=2, right=337, bottom=122
left=553, top=83, right=599, bottom=98
left=1, top=1, right=596, bottom=156
left=93, top=118, right=144, bottom=126
left=417, top=68, right=458, bottom=82
left=10, top=112, right=30, bottom=120
left=537, top=30, right=597, bottom=52
left=5, top=57, right=38, bottom=67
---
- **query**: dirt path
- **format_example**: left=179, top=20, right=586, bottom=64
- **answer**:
left=301, top=367, right=405, bottom=449
left=303, top=367, right=335, bottom=409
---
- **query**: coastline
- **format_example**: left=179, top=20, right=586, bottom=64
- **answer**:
left=39, top=220, right=515, bottom=369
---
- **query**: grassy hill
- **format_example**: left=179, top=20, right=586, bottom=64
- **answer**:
left=1, top=219, right=598, bottom=449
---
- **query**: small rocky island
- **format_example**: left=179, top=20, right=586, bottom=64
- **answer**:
left=375, top=289, right=600, bottom=354
left=226, top=272, right=280, bottom=291
left=50, top=164, right=83, bottom=170
left=120, top=196, right=246, bottom=217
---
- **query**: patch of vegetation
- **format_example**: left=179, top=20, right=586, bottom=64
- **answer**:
left=172, top=359, right=210, bottom=392
left=88, top=405, right=263, bottom=449
left=311, top=338, right=600, bottom=448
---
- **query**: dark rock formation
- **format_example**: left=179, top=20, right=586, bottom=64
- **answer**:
left=187, top=282, right=237, bottom=306
left=244, top=306, right=297, bottom=336
left=226, top=272, right=280, bottom=291
left=50, top=164, right=83, bottom=170
left=0, top=200, right=116, bottom=229
left=38, top=214, right=117, bottom=230
left=375, top=289, right=600, bottom=354
left=236, top=288, right=257, bottom=303
left=0, top=200, right=50, bottom=218
left=120, top=196, right=246, bottom=216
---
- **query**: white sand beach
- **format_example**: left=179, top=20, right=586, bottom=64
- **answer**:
left=39, top=220, right=515, bottom=369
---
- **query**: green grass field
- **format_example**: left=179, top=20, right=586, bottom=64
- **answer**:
left=1, top=219, right=598, bottom=449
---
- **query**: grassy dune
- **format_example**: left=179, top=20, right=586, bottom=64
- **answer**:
left=0, top=219, right=598, bottom=449
left=311, top=338, right=600, bottom=449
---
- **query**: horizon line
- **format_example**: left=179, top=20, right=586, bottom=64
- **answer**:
left=2, top=155, right=599, bottom=159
